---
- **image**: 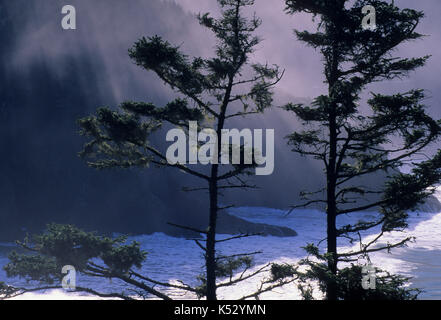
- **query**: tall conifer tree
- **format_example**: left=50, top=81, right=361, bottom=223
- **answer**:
left=283, top=0, right=441, bottom=299
left=76, top=0, right=282, bottom=300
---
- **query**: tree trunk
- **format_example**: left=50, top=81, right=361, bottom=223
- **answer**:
left=326, top=195, right=338, bottom=300
left=204, top=75, right=232, bottom=300
left=205, top=172, right=218, bottom=300
left=326, top=100, right=338, bottom=300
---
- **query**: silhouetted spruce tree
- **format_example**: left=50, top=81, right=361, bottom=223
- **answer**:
left=2, top=223, right=296, bottom=300
left=2, top=224, right=172, bottom=300
left=281, top=0, right=441, bottom=300
left=1, top=0, right=289, bottom=301
left=75, top=0, right=282, bottom=300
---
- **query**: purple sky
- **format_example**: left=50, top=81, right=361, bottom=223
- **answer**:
left=9, top=0, right=441, bottom=118
left=4, top=0, right=440, bottom=208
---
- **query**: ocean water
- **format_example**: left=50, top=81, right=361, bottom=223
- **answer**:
left=1, top=190, right=440, bottom=300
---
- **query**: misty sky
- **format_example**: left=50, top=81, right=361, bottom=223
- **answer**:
left=9, top=0, right=441, bottom=117
left=8, top=0, right=441, bottom=160
left=176, top=0, right=441, bottom=121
